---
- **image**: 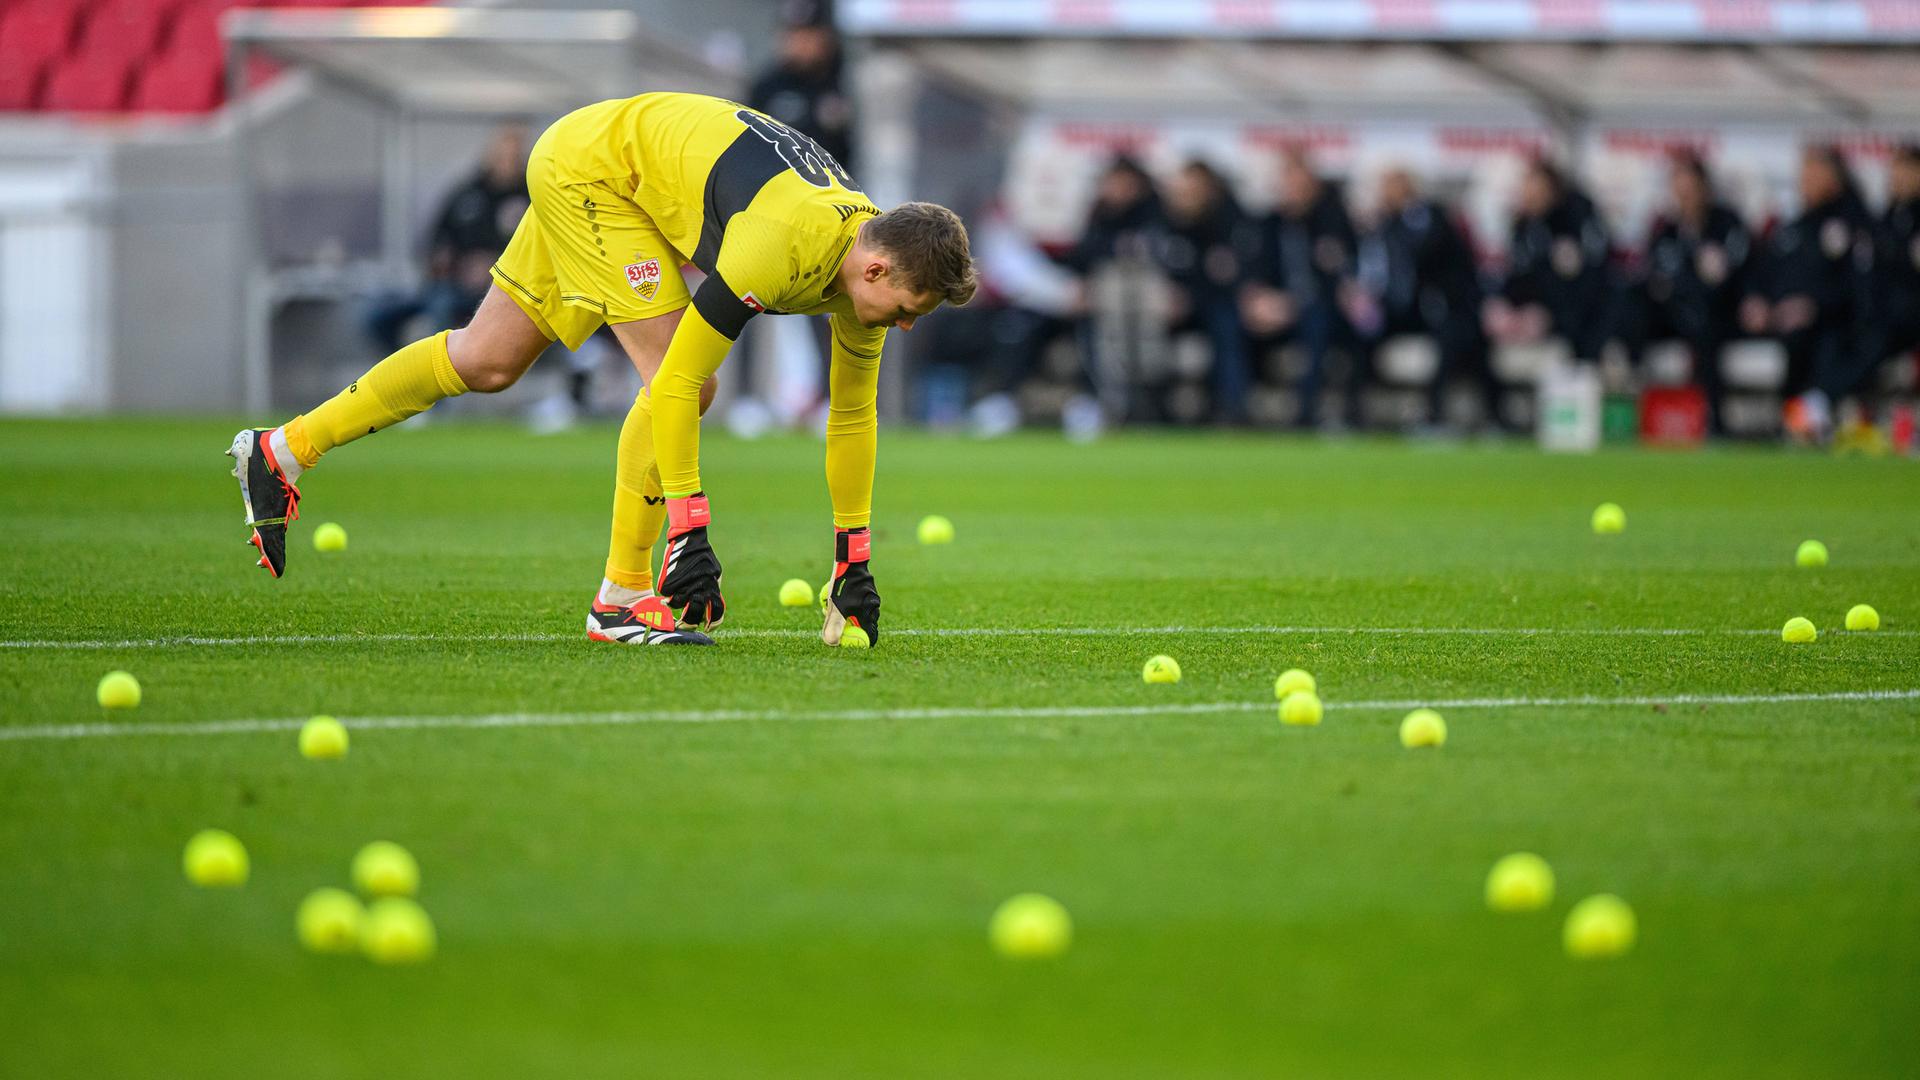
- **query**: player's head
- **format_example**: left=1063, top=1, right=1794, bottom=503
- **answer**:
left=847, top=203, right=977, bottom=330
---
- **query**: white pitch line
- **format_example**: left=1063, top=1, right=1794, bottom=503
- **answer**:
left=0, top=625, right=1910, bottom=650
left=3, top=688, right=1915, bottom=744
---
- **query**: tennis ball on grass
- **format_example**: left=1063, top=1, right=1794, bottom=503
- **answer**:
left=818, top=581, right=831, bottom=611
left=988, top=893, right=1071, bottom=959
left=96, top=670, right=141, bottom=710
left=1279, top=690, right=1322, bottom=727
left=840, top=625, right=871, bottom=649
left=1273, top=668, right=1315, bottom=700
left=1845, top=604, right=1879, bottom=631
left=1563, top=894, right=1637, bottom=959
left=183, top=829, right=249, bottom=888
left=1781, top=616, right=1817, bottom=644
left=1141, top=655, right=1181, bottom=684
left=917, top=514, right=955, bottom=545
left=1485, top=853, right=1555, bottom=912
left=1795, top=539, right=1827, bottom=567
left=312, top=522, right=348, bottom=552
left=297, top=887, right=365, bottom=954
left=352, top=841, right=419, bottom=899
left=1590, top=503, right=1625, bottom=534
left=362, top=897, right=436, bottom=964
left=1399, top=708, right=1446, bottom=748
left=299, top=716, right=348, bottom=760
left=778, top=578, right=813, bottom=607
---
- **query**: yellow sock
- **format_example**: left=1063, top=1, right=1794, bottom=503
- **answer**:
left=605, top=390, right=666, bottom=592
left=283, top=330, right=467, bottom=469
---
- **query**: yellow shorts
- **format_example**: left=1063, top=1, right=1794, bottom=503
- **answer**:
left=490, top=132, right=691, bottom=350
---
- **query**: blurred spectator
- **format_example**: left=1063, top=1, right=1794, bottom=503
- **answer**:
left=1484, top=159, right=1613, bottom=362
left=1624, top=151, right=1754, bottom=435
left=1243, top=149, right=1359, bottom=427
left=1744, top=145, right=1879, bottom=440
left=1874, top=144, right=1920, bottom=371
left=364, top=125, right=529, bottom=354
left=1066, top=156, right=1172, bottom=427
left=1355, top=166, right=1509, bottom=432
left=1160, top=159, right=1260, bottom=423
left=747, top=1, right=853, bottom=170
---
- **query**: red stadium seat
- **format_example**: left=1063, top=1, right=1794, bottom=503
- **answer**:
left=40, top=50, right=136, bottom=112
left=0, top=1, right=83, bottom=68
left=0, top=55, right=45, bottom=110
left=131, top=50, right=223, bottom=113
left=75, top=0, right=177, bottom=62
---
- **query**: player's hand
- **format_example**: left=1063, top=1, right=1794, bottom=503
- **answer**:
left=822, top=527, right=880, bottom=645
left=659, top=494, right=725, bottom=630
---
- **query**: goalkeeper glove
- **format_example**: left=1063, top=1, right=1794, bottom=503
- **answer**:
left=822, top=527, right=880, bottom=645
left=659, top=493, right=725, bottom=630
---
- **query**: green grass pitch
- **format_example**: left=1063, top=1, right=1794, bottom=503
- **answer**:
left=2, top=417, right=1918, bottom=1078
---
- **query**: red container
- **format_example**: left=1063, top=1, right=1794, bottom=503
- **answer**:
left=1640, top=385, right=1707, bottom=446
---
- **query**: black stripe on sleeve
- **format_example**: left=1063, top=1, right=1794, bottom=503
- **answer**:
left=692, top=269, right=759, bottom=341
left=694, top=129, right=786, bottom=275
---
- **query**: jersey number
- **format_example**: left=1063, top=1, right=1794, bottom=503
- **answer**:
left=737, top=110, right=853, bottom=190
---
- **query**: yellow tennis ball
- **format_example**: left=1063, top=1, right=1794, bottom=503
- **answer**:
left=1278, top=690, right=1323, bottom=726
left=778, top=578, right=813, bottom=607
left=1141, top=654, right=1181, bottom=684
left=1794, top=539, right=1827, bottom=567
left=1563, top=894, right=1637, bottom=959
left=312, top=522, right=348, bottom=553
left=818, top=581, right=831, bottom=612
left=840, top=625, right=872, bottom=649
left=1782, top=616, right=1817, bottom=644
left=299, top=716, right=349, bottom=761
left=1845, top=604, right=1880, bottom=631
left=297, top=887, right=365, bottom=954
left=917, top=514, right=955, bottom=545
left=183, top=829, right=249, bottom=888
left=1485, top=852, right=1555, bottom=912
left=988, top=893, right=1071, bottom=959
left=1273, top=668, right=1315, bottom=700
left=96, top=670, right=142, bottom=710
left=351, top=841, right=419, bottom=899
left=1399, top=708, right=1446, bottom=748
left=1590, top=503, right=1625, bottom=534
left=362, top=897, right=436, bottom=964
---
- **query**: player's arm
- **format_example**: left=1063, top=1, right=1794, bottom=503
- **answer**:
left=821, top=313, right=885, bottom=645
left=651, top=268, right=764, bottom=630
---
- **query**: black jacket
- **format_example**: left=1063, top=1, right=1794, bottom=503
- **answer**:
left=1502, top=191, right=1612, bottom=353
left=1371, top=198, right=1481, bottom=329
left=748, top=65, right=855, bottom=170
left=1254, top=187, right=1355, bottom=305
left=1752, top=192, right=1877, bottom=326
left=1639, top=203, right=1752, bottom=340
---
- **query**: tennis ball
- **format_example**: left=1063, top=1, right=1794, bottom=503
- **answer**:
left=299, top=715, right=349, bottom=761
left=351, top=841, right=419, bottom=899
left=818, top=581, right=831, bottom=612
left=988, top=893, right=1071, bottom=959
left=1845, top=603, right=1880, bottom=631
left=1485, top=852, right=1555, bottom=913
left=840, top=625, right=871, bottom=649
left=1782, top=616, right=1817, bottom=644
left=1795, top=539, right=1827, bottom=567
left=1278, top=690, right=1323, bottom=726
left=96, top=670, right=141, bottom=710
left=183, top=829, right=249, bottom=888
left=1563, top=894, right=1637, bottom=959
left=297, top=887, right=365, bottom=954
left=1273, top=668, right=1315, bottom=700
left=362, top=897, right=436, bottom=964
left=778, top=578, right=813, bottom=607
left=1590, top=503, right=1625, bottom=534
left=1399, top=708, right=1446, bottom=748
left=312, top=522, right=348, bottom=553
left=1141, top=654, right=1181, bottom=684
left=917, top=514, right=955, bottom=545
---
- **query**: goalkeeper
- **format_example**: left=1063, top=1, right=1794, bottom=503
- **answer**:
left=226, top=92, right=976, bottom=646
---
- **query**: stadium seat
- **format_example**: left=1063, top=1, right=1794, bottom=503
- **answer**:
left=75, top=0, right=177, bottom=62
left=0, top=55, right=45, bottom=110
left=40, top=50, right=137, bottom=112
left=132, top=50, right=223, bottom=113
left=0, top=0, right=84, bottom=69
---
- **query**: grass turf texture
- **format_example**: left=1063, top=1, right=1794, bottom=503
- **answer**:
left=2, top=417, right=1918, bottom=1078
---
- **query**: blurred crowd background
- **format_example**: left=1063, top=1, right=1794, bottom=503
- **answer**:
left=2, top=0, right=1917, bottom=452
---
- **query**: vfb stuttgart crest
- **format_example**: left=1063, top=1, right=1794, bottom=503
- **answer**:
left=624, top=258, right=662, bottom=301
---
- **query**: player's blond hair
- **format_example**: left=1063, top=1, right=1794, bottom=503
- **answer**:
left=867, top=202, right=978, bottom=306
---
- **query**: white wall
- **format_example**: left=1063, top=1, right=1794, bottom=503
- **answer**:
left=0, top=149, right=109, bottom=413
